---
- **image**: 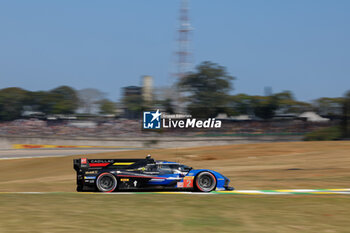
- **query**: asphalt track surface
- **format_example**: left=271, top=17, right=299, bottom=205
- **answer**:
left=0, top=189, right=350, bottom=195
left=0, top=148, right=141, bottom=159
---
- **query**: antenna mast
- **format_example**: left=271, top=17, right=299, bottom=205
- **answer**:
left=170, top=0, right=193, bottom=113
left=176, top=0, right=193, bottom=79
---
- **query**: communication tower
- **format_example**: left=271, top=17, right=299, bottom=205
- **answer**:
left=176, top=0, right=193, bottom=79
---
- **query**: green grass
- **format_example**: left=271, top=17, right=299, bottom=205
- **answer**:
left=304, top=126, right=342, bottom=141
left=0, top=194, right=349, bottom=233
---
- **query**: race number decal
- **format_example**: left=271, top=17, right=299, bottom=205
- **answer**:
left=183, top=176, right=194, bottom=188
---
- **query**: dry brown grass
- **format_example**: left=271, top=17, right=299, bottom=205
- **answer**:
left=1, top=194, right=350, bottom=233
left=1, top=141, right=350, bottom=191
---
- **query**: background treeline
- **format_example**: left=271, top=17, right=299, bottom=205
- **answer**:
left=0, top=61, right=348, bottom=128
left=0, top=86, right=116, bottom=121
left=0, top=61, right=349, bottom=140
left=0, top=84, right=344, bottom=122
left=122, top=62, right=346, bottom=120
left=177, top=61, right=350, bottom=140
left=177, top=61, right=346, bottom=119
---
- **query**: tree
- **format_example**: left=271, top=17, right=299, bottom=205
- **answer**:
left=228, top=94, right=254, bottom=116
left=342, top=91, right=350, bottom=138
left=25, top=91, right=51, bottom=114
left=122, top=95, right=145, bottom=119
left=178, top=61, right=234, bottom=118
left=98, top=99, right=116, bottom=115
left=287, top=101, right=312, bottom=114
left=0, top=88, right=29, bottom=121
left=229, top=91, right=312, bottom=119
left=251, top=95, right=278, bottom=119
left=161, top=98, right=175, bottom=114
left=313, top=97, right=344, bottom=117
left=49, top=86, right=79, bottom=114
left=273, top=91, right=312, bottom=114
left=78, top=88, right=105, bottom=114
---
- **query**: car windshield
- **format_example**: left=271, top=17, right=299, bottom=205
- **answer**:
left=158, top=164, right=173, bottom=174
left=180, top=165, right=192, bottom=172
left=155, top=164, right=191, bottom=174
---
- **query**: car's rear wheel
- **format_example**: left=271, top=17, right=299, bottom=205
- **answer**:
left=195, top=172, right=216, bottom=192
left=76, top=185, right=83, bottom=192
left=96, top=173, right=117, bottom=192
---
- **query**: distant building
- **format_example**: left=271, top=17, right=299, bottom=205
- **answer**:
left=121, top=76, right=154, bottom=119
left=123, top=86, right=142, bottom=97
left=122, top=76, right=154, bottom=102
left=142, top=76, right=153, bottom=103
left=299, top=112, right=330, bottom=122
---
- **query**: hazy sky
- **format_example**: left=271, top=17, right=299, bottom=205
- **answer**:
left=0, top=0, right=349, bottom=101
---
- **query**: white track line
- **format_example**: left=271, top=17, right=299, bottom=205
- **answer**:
left=0, top=189, right=350, bottom=195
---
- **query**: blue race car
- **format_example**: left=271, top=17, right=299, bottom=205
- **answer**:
left=74, top=155, right=233, bottom=192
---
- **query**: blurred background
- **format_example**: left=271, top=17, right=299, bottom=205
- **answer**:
left=0, top=0, right=349, bottom=145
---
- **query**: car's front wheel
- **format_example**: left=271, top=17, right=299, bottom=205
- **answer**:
left=195, top=171, right=217, bottom=192
left=96, top=173, right=118, bottom=192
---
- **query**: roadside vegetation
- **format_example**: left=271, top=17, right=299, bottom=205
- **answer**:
left=304, top=126, right=342, bottom=141
left=304, top=91, right=350, bottom=141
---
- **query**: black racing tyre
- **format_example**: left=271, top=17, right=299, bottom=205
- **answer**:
left=76, top=185, right=83, bottom=192
left=195, top=171, right=217, bottom=192
left=96, top=173, right=118, bottom=192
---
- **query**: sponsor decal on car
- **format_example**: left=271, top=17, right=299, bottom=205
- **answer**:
left=177, top=182, right=184, bottom=188
left=113, top=162, right=135, bottom=166
left=85, top=171, right=97, bottom=174
left=90, top=159, right=114, bottom=163
left=120, top=178, right=130, bottom=182
left=89, top=163, right=110, bottom=167
left=84, top=176, right=96, bottom=179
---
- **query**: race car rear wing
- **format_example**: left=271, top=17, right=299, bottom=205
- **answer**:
left=73, top=157, right=155, bottom=172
